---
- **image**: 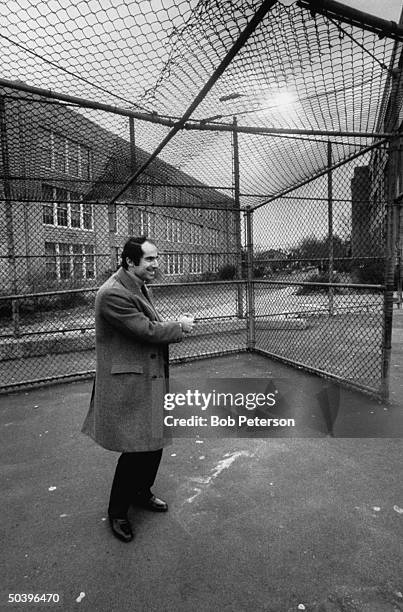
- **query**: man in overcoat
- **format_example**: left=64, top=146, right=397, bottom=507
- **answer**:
left=82, top=236, right=194, bottom=542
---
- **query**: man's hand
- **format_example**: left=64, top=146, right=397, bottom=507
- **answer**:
left=178, top=314, right=195, bottom=333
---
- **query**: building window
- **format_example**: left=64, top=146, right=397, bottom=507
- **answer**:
left=127, top=206, right=136, bottom=235
left=44, top=242, right=95, bottom=281
left=84, top=245, right=95, bottom=278
left=42, top=185, right=92, bottom=230
left=56, top=197, right=68, bottom=227
left=165, top=217, right=183, bottom=242
left=39, top=128, right=92, bottom=178
left=210, top=228, right=219, bottom=247
left=108, top=204, right=117, bottom=233
left=70, top=200, right=81, bottom=228
left=165, top=253, right=184, bottom=275
left=189, top=253, right=203, bottom=274
left=59, top=242, right=71, bottom=279
left=140, top=210, right=155, bottom=236
left=73, top=244, right=83, bottom=279
left=208, top=254, right=220, bottom=272
left=113, top=247, right=120, bottom=268
left=83, top=203, right=93, bottom=230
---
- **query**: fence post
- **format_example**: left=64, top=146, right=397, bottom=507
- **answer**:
left=245, top=206, right=255, bottom=350
left=232, top=116, right=244, bottom=318
left=0, top=95, right=18, bottom=294
left=381, top=50, right=402, bottom=399
left=129, top=116, right=137, bottom=203
left=327, top=140, right=334, bottom=315
left=395, top=192, right=402, bottom=309
left=382, top=135, right=400, bottom=401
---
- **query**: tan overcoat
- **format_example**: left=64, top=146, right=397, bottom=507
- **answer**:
left=81, top=267, right=183, bottom=452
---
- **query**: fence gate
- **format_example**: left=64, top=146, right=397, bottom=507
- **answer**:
left=248, top=141, right=394, bottom=399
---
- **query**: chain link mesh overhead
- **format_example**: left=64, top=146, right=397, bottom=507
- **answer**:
left=0, top=1, right=399, bottom=199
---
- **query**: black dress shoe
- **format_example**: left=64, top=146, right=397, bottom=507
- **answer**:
left=109, top=517, right=134, bottom=542
left=136, top=494, right=168, bottom=512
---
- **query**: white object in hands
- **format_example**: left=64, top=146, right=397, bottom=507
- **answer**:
left=178, top=313, right=195, bottom=333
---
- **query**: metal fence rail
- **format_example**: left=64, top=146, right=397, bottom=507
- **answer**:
left=0, top=281, right=248, bottom=391
left=253, top=280, right=385, bottom=396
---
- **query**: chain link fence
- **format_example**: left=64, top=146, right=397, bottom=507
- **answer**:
left=0, top=1, right=402, bottom=397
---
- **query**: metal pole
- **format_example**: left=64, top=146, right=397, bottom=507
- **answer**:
left=232, top=116, right=244, bottom=318
left=381, top=40, right=402, bottom=399
left=184, top=121, right=390, bottom=139
left=0, top=78, right=174, bottom=126
left=129, top=116, right=137, bottom=203
left=0, top=95, right=17, bottom=296
left=296, top=0, right=403, bottom=42
left=0, top=79, right=392, bottom=139
left=245, top=206, right=255, bottom=350
left=327, top=140, right=334, bottom=316
left=396, top=192, right=402, bottom=309
left=382, top=135, right=399, bottom=400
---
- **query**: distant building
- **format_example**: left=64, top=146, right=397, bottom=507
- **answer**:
left=350, top=11, right=403, bottom=287
left=0, top=86, right=238, bottom=294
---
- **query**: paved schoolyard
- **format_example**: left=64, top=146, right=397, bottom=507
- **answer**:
left=0, top=312, right=402, bottom=612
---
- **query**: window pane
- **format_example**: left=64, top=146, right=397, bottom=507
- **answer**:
left=84, top=245, right=95, bottom=278
left=42, top=204, right=54, bottom=224
left=72, top=244, right=83, bottom=279
left=44, top=242, right=57, bottom=280
left=56, top=194, right=68, bottom=226
left=127, top=206, right=135, bottom=235
left=59, top=243, right=71, bottom=279
left=83, top=203, right=93, bottom=230
left=70, top=202, right=81, bottom=228
left=56, top=204, right=68, bottom=226
left=108, top=204, right=117, bottom=232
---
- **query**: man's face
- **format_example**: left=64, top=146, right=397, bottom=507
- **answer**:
left=129, top=241, right=159, bottom=283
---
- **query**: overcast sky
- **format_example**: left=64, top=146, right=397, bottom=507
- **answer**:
left=342, top=0, right=402, bottom=20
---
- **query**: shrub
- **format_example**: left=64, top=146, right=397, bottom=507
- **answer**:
left=353, top=260, right=385, bottom=286
left=253, top=266, right=265, bottom=279
left=200, top=271, right=218, bottom=282
left=217, top=264, right=237, bottom=280
left=18, top=291, right=92, bottom=315
left=297, top=272, right=341, bottom=295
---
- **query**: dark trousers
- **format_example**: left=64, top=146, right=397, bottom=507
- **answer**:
left=108, top=449, right=163, bottom=518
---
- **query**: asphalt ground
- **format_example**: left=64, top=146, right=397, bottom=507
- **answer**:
left=0, top=312, right=402, bottom=612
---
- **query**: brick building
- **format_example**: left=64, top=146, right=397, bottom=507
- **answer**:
left=0, top=87, right=238, bottom=294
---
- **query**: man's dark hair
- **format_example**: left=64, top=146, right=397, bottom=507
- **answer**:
left=120, top=236, right=156, bottom=268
